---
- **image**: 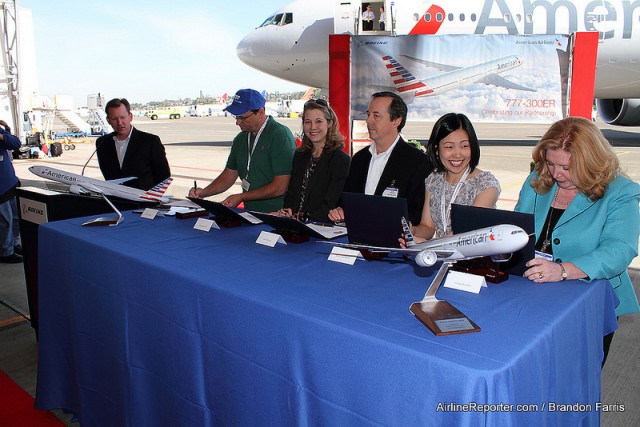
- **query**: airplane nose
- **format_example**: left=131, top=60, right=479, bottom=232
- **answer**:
left=236, top=33, right=258, bottom=69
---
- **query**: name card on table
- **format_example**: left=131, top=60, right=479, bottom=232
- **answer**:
left=194, top=218, right=219, bottom=232
left=444, top=270, right=487, bottom=294
left=140, top=208, right=159, bottom=219
left=327, top=247, right=363, bottom=265
left=256, top=231, right=286, bottom=247
left=239, top=212, right=263, bottom=224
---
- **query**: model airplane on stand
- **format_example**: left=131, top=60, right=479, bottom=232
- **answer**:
left=29, top=165, right=173, bottom=226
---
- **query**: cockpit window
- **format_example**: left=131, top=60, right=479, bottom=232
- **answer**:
left=259, top=12, right=293, bottom=27
left=271, top=14, right=284, bottom=25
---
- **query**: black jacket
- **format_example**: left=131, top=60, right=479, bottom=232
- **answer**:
left=96, top=127, right=170, bottom=191
left=343, top=138, right=429, bottom=224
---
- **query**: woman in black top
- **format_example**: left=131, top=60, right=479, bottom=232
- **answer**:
left=277, top=99, right=350, bottom=222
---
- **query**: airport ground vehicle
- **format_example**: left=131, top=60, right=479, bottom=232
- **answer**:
left=145, top=108, right=182, bottom=120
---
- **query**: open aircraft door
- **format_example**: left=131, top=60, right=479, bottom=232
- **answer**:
left=334, top=1, right=356, bottom=34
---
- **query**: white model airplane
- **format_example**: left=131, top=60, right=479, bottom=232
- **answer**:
left=327, top=221, right=529, bottom=267
left=237, top=0, right=640, bottom=125
left=380, top=54, right=534, bottom=101
left=29, top=166, right=173, bottom=204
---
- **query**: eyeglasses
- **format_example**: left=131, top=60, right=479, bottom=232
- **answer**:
left=234, top=111, right=256, bottom=122
left=304, top=98, right=329, bottom=107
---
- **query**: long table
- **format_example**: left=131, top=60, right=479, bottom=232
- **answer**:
left=35, top=211, right=618, bottom=426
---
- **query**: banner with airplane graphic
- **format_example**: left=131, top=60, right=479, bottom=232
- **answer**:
left=351, top=34, right=570, bottom=123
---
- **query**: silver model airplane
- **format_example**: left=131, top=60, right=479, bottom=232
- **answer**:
left=327, top=218, right=529, bottom=267
left=29, top=166, right=173, bottom=204
left=29, top=165, right=173, bottom=226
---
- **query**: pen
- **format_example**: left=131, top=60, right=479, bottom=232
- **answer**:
left=310, top=222, right=333, bottom=227
left=193, top=180, right=197, bottom=190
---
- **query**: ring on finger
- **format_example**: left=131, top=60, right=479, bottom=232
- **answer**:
left=538, top=272, right=544, bottom=279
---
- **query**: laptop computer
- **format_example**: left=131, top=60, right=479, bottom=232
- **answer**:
left=341, top=192, right=410, bottom=248
left=450, top=204, right=535, bottom=275
left=187, top=197, right=261, bottom=225
left=250, top=212, right=347, bottom=240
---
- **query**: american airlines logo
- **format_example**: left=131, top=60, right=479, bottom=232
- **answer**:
left=497, top=58, right=520, bottom=69
left=456, top=231, right=495, bottom=247
left=43, top=169, right=77, bottom=183
left=417, top=1, right=638, bottom=40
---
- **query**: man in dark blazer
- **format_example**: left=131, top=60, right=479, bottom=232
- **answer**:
left=96, top=98, right=170, bottom=191
left=328, top=92, right=429, bottom=225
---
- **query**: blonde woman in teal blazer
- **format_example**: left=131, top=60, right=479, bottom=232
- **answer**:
left=515, top=117, right=639, bottom=315
left=515, top=117, right=639, bottom=364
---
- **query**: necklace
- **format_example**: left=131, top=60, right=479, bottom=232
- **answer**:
left=554, top=192, right=571, bottom=206
left=540, top=188, right=559, bottom=253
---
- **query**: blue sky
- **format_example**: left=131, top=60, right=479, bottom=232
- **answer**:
left=21, top=0, right=306, bottom=106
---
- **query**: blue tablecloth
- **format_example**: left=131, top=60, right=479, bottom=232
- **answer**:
left=34, top=211, right=618, bottom=426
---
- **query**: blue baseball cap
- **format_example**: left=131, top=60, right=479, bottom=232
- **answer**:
left=224, top=89, right=266, bottom=116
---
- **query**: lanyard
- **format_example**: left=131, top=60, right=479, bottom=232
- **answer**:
left=440, top=166, right=470, bottom=233
left=246, top=117, right=269, bottom=179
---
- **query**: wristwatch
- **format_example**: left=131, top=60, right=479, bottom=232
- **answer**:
left=559, top=263, right=567, bottom=280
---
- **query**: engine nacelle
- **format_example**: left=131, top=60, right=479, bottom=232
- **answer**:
left=68, top=184, right=89, bottom=195
left=415, top=250, right=438, bottom=267
left=596, top=98, right=640, bottom=126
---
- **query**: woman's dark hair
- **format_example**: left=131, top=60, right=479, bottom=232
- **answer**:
left=426, top=113, right=480, bottom=173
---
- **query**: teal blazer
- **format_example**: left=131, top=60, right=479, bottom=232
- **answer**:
left=515, top=172, right=640, bottom=316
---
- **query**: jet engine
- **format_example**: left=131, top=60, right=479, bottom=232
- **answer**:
left=69, top=184, right=90, bottom=195
left=596, top=98, right=640, bottom=126
left=415, top=250, right=438, bottom=267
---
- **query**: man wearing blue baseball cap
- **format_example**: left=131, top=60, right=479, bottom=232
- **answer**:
left=189, top=89, right=296, bottom=212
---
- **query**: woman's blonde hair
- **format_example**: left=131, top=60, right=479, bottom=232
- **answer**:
left=531, top=116, right=620, bottom=200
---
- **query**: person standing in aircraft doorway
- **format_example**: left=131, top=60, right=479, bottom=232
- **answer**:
left=379, top=6, right=386, bottom=31
left=362, top=4, right=375, bottom=31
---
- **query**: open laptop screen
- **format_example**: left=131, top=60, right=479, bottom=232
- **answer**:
left=450, top=204, right=535, bottom=275
left=342, top=192, right=409, bottom=248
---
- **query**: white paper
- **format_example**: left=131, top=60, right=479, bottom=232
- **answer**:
left=307, top=223, right=348, bottom=239
left=240, top=212, right=263, bottom=224
left=256, top=231, right=286, bottom=247
left=194, top=218, right=216, bottom=232
left=328, top=247, right=363, bottom=265
left=141, top=208, right=159, bottom=219
left=443, top=270, right=487, bottom=294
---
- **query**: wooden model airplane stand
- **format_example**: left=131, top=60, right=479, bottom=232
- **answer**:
left=451, top=257, right=509, bottom=284
left=409, top=261, right=481, bottom=336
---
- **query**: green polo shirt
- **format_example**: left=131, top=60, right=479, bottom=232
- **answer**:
left=226, top=116, right=296, bottom=212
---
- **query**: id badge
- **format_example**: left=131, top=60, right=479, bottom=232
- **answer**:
left=241, top=179, right=250, bottom=192
left=382, top=187, right=399, bottom=198
left=535, top=250, right=553, bottom=261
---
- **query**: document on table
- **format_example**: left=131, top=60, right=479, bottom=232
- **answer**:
left=306, top=223, right=348, bottom=239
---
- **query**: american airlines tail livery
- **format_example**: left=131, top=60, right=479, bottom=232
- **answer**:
left=237, top=0, right=640, bottom=125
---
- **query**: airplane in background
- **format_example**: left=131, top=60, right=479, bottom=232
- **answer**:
left=29, top=166, right=173, bottom=204
left=379, top=54, right=534, bottom=102
left=326, top=221, right=529, bottom=268
left=237, top=0, right=640, bottom=125
left=189, top=93, right=229, bottom=117
left=274, top=87, right=316, bottom=117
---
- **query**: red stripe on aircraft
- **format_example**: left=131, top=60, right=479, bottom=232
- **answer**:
left=409, top=4, right=446, bottom=35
